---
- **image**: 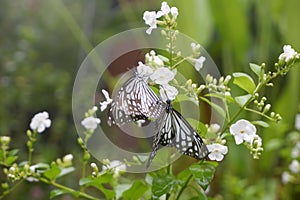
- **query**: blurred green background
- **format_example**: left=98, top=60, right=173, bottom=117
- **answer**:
left=0, top=0, right=299, bottom=199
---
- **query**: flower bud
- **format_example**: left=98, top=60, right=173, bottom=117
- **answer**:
left=0, top=136, right=10, bottom=145
left=263, top=104, right=271, bottom=113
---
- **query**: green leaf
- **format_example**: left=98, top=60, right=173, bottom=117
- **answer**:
left=252, top=120, right=269, bottom=128
left=205, top=93, right=235, bottom=103
left=8, top=149, right=19, bottom=156
left=57, top=167, right=75, bottom=178
left=122, top=180, right=148, bottom=200
left=249, top=63, right=264, bottom=79
left=50, top=189, right=69, bottom=199
left=79, top=175, right=115, bottom=199
left=234, top=94, right=252, bottom=107
left=233, top=72, right=256, bottom=93
left=152, top=175, right=178, bottom=199
left=200, top=97, right=226, bottom=118
left=115, top=184, right=132, bottom=200
left=175, top=94, right=198, bottom=105
left=43, top=164, right=61, bottom=180
left=189, top=162, right=216, bottom=190
left=6, top=156, right=18, bottom=166
left=186, top=118, right=207, bottom=136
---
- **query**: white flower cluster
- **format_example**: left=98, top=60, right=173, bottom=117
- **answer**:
left=282, top=141, right=300, bottom=184
left=230, top=119, right=263, bottom=159
left=141, top=50, right=178, bottom=101
left=143, top=2, right=179, bottom=34
left=206, top=123, right=228, bottom=162
left=278, top=45, right=299, bottom=63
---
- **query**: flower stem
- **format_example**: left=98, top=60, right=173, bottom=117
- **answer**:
left=0, top=180, right=24, bottom=199
left=176, top=174, right=193, bottom=200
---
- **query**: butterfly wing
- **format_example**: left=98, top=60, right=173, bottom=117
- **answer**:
left=109, top=73, right=162, bottom=127
left=170, top=109, right=209, bottom=159
left=147, top=104, right=208, bottom=167
left=146, top=107, right=170, bottom=168
left=107, top=102, right=148, bottom=126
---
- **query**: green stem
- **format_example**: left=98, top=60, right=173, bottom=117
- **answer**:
left=220, top=69, right=282, bottom=135
left=244, top=107, right=275, bottom=121
left=175, top=174, right=193, bottom=200
left=39, top=178, right=99, bottom=200
left=0, top=180, right=24, bottom=199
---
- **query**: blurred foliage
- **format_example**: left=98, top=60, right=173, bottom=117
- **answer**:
left=0, top=0, right=299, bottom=199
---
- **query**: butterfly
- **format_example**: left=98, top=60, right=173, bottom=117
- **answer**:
left=147, top=99, right=209, bottom=167
left=108, top=70, right=163, bottom=127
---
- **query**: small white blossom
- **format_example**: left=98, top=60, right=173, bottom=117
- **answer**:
left=143, top=11, right=158, bottom=35
left=81, top=116, right=101, bottom=130
left=194, top=56, right=206, bottom=71
left=145, top=51, right=164, bottom=67
left=156, top=2, right=170, bottom=18
left=295, top=114, right=300, bottom=131
left=191, top=43, right=201, bottom=52
left=281, top=171, right=291, bottom=184
left=279, top=45, right=299, bottom=62
left=135, top=119, right=147, bottom=127
left=170, top=7, right=178, bottom=18
left=30, top=111, right=51, bottom=133
left=150, top=67, right=175, bottom=85
left=291, top=142, right=300, bottom=158
left=160, top=84, right=178, bottom=101
left=207, top=123, right=220, bottom=134
left=102, top=160, right=126, bottom=177
left=63, top=154, right=73, bottom=163
left=137, top=62, right=153, bottom=79
left=99, top=89, right=112, bottom=111
left=207, top=143, right=228, bottom=161
left=289, top=160, right=300, bottom=174
left=0, top=136, right=10, bottom=145
left=230, top=119, right=257, bottom=145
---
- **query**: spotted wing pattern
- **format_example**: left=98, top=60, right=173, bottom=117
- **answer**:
left=108, top=72, right=162, bottom=127
left=147, top=100, right=209, bottom=167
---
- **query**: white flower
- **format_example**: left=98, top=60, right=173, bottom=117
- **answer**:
left=99, top=89, right=112, bottom=111
left=291, top=142, right=300, bottom=158
left=81, top=116, right=101, bottom=130
left=143, top=11, right=158, bottom=35
left=30, top=111, right=51, bottom=133
left=230, top=119, right=257, bottom=145
left=156, top=2, right=170, bottom=18
left=279, top=45, right=298, bottom=62
left=207, top=124, right=221, bottom=134
left=281, top=171, right=291, bottom=184
left=207, top=143, right=228, bottom=161
left=137, top=62, right=153, bottom=79
left=150, top=67, right=175, bottom=85
left=102, top=160, right=126, bottom=177
left=289, top=160, right=300, bottom=174
left=159, top=84, right=178, bottom=101
left=145, top=50, right=164, bottom=67
left=135, top=119, right=147, bottom=127
left=191, top=43, right=201, bottom=52
left=295, top=114, right=300, bottom=131
left=63, top=154, right=73, bottom=163
left=170, top=7, right=178, bottom=18
left=194, top=56, right=206, bottom=71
